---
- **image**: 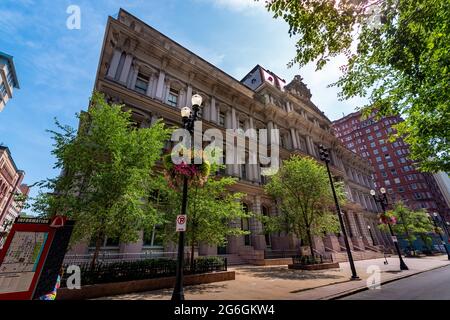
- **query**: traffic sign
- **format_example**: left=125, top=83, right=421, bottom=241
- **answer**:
left=176, top=215, right=187, bottom=232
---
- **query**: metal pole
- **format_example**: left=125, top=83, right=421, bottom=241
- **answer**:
left=172, top=174, right=188, bottom=301
left=325, top=162, right=359, bottom=280
left=379, top=199, right=409, bottom=270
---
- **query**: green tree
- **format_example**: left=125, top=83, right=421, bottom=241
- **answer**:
left=264, top=156, right=341, bottom=258
left=32, top=92, right=171, bottom=267
left=378, top=202, right=434, bottom=253
left=262, top=0, right=450, bottom=172
left=158, top=166, right=251, bottom=268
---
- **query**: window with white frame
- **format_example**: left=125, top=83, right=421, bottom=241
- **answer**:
left=134, top=73, right=149, bottom=94
left=167, top=88, right=179, bottom=107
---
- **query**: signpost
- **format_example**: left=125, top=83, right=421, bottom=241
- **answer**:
left=176, top=215, right=187, bottom=232
left=0, top=216, right=74, bottom=300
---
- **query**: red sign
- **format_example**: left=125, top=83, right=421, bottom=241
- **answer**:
left=176, top=215, right=187, bottom=232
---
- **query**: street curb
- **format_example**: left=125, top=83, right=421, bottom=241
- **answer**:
left=325, top=263, right=450, bottom=300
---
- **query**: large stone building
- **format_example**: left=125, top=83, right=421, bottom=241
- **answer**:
left=333, top=111, right=450, bottom=222
left=0, top=51, right=20, bottom=112
left=70, top=9, right=392, bottom=262
left=0, top=146, right=29, bottom=248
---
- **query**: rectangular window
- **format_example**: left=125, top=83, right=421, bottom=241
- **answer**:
left=0, top=83, right=6, bottom=97
left=134, top=73, right=149, bottom=94
left=219, top=113, right=225, bottom=127
left=167, top=88, right=179, bottom=107
left=394, top=178, right=401, bottom=184
left=240, top=164, right=247, bottom=180
left=378, top=164, right=385, bottom=170
left=384, top=180, right=391, bottom=186
left=368, top=135, right=373, bottom=141
left=6, top=72, right=14, bottom=87
left=387, top=161, right=394, bottom=168
left=376, top=156, right=382, bottom=162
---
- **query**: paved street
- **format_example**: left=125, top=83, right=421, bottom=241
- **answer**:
left=341, top=264, right=450, bottom=300
left=99, top=256, right=450, bottom=300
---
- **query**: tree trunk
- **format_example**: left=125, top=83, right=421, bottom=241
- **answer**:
left=90, top=233, right=103, bottom=270
left=306, top=229, right=315, bottom=260
left=190, top=241, right=195, bottom=271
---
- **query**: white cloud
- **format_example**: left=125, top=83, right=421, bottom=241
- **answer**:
left=202, top=0, right=265, bottom=12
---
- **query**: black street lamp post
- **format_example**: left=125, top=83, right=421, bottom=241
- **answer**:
left=429, top=212, right=450, bottom=260
left=171, top=94, right=203, bottom=301
left=370, top=188, right=409, bottom=270
left=319, top=145, right=359, bottom=280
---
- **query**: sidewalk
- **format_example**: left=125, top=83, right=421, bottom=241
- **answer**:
left=98, top=255, right=450, bottom=300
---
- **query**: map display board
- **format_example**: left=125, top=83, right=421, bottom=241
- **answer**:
left=0, top=216, right=74, bottom=300
left=0, top=231, right=48, bottom=294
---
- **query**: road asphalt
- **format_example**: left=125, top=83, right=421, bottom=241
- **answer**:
left=341, top=265, right=450, bottom=300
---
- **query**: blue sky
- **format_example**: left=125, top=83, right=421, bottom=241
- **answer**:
left=0, top=0, right=365, bottom=207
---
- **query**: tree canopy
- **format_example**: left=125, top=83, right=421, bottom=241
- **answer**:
left=264, top=156, right=341, bottom=256
left=263, top=0, right=450, bottom=172
left=155, top=165, right=251, bottom=267
left=33, top=92, right=171, bottom=264
left=379, top=201, right=435, bottom=251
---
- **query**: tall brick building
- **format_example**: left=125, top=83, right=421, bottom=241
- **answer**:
left=0, top=146, right=29, bottom=247
left=332, top=111, right=450, bottom=222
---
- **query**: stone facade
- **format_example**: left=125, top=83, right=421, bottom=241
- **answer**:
left=69, top=9, right=391, bottom=259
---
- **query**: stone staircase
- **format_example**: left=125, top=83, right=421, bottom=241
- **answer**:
left=330, top=250, right=388, bottom=262
left=219, top=254, right=247, bottom=266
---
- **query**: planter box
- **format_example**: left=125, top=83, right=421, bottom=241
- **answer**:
left=57, top=271, right=235, bottom=300
left=288, top=262, right=340, bottom=271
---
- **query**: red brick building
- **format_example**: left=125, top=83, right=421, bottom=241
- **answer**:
left=332, top=111, right=450, bottom=221
left=0, top=146, right=29, bottom=247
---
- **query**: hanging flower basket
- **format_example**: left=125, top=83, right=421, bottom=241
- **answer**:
left=379, top=213, right=397, bottom=225
left=163, top=149, right=211, bottom=190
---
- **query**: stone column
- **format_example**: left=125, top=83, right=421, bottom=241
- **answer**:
left=356, top=213, right=371, bottom=245
left=155, top=70, right=166, bottom=101
left=186, top=85, right=193, bottom=108
left=306, top=136, right=315, bottom=157
left=249, top=117, right=258, bottom=182
left=107, top=49, right=122, bottom=79
left=267, top=121, right=274, bottom=145
left=118, top=54, right=133, bottom=85
left=146, top=75, right=154, bottom=97
left=128, top=65, right=138, bottom=89
left=346, top=211, right=365, bottom=249
left=250, top=196, right=266, bottom=250
left=290, top=128, right=298, bottom=149
left=210, top=97, right=217, bottom=123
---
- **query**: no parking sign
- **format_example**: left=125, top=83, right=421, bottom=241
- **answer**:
left=176, top=215, right=187, bottom=232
